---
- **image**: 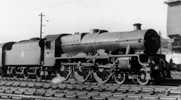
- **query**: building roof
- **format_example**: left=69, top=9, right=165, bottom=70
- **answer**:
left=165, top=0, right=181, bottom=5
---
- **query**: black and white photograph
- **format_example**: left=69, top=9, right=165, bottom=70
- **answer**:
left=0, top=0, right=181, bottom=100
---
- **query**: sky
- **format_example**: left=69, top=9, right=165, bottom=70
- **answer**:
left=0, top=0, right=168, bottom=42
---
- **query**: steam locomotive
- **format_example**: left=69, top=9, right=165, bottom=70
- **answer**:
left=0, top=24, right=171, bottom=85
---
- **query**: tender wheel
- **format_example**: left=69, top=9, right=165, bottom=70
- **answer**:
left=74, top=66, right=91, bottom=83
left=36, top=68, right=42, bottom=80
left=59, top=65, right=72, bottom=80
left=137, top=70, right=150, bottom=85
left=6, top=67, right=15, bottom=77
left=23, top=68, right=28, bottom=79
left=113, top=72, right=126, bottom=85
left=93, top=67, right=113, bottom=84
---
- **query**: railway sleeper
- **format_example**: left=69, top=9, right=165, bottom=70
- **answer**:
left=0, top=79, right=180, bottom=99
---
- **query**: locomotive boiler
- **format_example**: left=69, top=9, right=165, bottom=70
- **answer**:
left=53, top=24, right=170, bottom=85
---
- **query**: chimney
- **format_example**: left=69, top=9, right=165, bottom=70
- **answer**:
left=133, top=23, right=142, bottom=30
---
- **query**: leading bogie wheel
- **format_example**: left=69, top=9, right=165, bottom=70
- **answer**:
left=136, top=70, right=150, bottom=85
left=113, top=72, right=126, bottom=85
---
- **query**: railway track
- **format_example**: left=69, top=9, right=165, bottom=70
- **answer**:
left=0, top=78, right=180, bottom=100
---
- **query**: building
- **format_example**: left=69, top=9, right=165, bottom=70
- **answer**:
left=166, top=0, right=181, bottom=36
left=165, top=0, right=181, bottom=52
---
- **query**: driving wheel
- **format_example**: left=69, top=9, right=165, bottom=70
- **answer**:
left=113, top=72, right=126, bottom=85
left=93, top=67, right=113, bottom=84
left=59, top=65, right=72, bottom=80
left=74, top=66, right=91, bottom=83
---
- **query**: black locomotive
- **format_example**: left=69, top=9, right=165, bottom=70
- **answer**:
left=0, top=24, right=171, bottom=85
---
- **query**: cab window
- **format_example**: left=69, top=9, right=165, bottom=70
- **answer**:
left=45, top=41, right=51, bottom=49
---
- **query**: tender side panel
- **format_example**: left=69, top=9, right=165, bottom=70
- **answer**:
left=5, top=40, right=41, bottom=65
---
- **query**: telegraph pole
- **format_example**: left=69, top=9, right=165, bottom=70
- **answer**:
left=39, top=13, right=45, bottom=39
left=39, top=12, right=45, bottom=69
left=159, top=31, right=162, bottom=54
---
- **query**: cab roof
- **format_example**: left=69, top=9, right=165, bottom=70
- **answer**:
left=45, top=34, right=70, bottom=41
